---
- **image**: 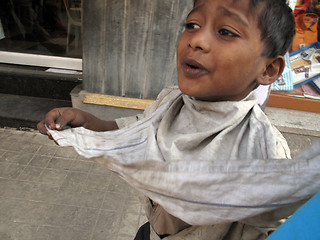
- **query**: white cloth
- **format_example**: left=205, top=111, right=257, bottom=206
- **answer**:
left=47, top=88, right=320, bottom=226
left=254, top=85, right=270, bottom=106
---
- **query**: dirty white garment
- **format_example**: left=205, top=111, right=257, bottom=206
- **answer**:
left=47, top=87, right=320, bottom=228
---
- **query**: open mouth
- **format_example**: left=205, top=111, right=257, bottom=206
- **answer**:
left=186, top=63, right=200, bottom=69
left=182, top=58, right=208, bottom=76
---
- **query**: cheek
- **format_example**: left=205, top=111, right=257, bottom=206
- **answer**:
left=176, top=34, right=187, bottom=55
left=216, top=56, right=246, bottom=79
left=223, top=53, right=258, bottom=77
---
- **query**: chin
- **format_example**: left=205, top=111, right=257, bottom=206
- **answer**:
left=179, top=89, right=204, bottom=100
left=178, top=83, right=194, bottom=97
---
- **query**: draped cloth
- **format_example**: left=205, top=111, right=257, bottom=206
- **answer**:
left=47, top=87, right=320, bottom=226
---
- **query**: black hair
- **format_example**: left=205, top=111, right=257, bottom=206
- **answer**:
left=193, top=0, right=295, bottom=58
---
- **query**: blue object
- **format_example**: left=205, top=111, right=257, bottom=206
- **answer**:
left=290, top=42, right=320, bottom=88
left=271, top=52, right=294, bottom=91
left=267, top=192, right=320, bottom=240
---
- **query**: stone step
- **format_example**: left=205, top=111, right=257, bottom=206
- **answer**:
left=0, top=63, right=82, bottom=100
left=0, top=93, right=71, bottom=129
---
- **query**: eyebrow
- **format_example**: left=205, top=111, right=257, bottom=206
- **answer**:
left=187, top=4, right=250, bottom=28
left=218, top=6, right=249, bottom=27
left=187, top=3, right=205, bottom=18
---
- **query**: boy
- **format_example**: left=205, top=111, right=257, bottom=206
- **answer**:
left=38, top=0, right=320, bottom=239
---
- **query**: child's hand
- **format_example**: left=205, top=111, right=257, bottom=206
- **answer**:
left=37, top=107, right=119, bottom=138
left=37, top=107, right=88, bottom=137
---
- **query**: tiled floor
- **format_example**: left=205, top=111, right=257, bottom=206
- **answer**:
left=0, top=127, right=147, bottom=240
left=1, top=126, right=319, bottom=240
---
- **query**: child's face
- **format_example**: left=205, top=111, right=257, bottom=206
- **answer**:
left=177, top=0, right=269, bottom=102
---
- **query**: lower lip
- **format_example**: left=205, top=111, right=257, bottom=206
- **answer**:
left=181, top=63, right=208, bottom=77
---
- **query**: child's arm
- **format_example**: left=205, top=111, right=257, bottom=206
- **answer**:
left=37, top=107, right=118, bottom=137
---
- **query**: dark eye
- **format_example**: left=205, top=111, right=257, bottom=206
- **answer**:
left=185, top=22, right=200, bottom=30
left=218, top=28, right=239, bottom=37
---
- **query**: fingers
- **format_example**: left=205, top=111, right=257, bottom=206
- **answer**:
left=37, top=120, right=59, bottom=144
left=44, top=108, right=75, bottom=131
left=38, top=107, right=88, bottom=140
left=43, top=108, right=61, bottom=130
left=37, top=120, right=50, bottom=135
left=37, top=120, right=47, bottom=135
left=37, top=108, right=71, bottom=134
left=37, top=119, right=53, bottom=139
left=37, top=108, right=78, bottom=143
left=56, top=108, right=78, bottom=129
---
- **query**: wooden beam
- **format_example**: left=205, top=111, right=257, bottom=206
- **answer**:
left=83, top=93, right=155, bottom=110
left=267, top=93, right=320, bottom=113
left=84, top=92, right=320, bottom=113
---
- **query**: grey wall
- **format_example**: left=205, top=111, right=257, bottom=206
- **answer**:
left=82, top=0, right=193, bottom=99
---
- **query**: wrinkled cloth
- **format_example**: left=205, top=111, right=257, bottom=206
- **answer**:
left=47, top=87, right=320, bottom=227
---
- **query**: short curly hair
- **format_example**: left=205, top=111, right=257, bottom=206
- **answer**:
left=193, top=0, right=295, bottom=58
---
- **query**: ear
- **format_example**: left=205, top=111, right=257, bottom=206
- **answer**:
left=257, top=56, right=285, bottom=85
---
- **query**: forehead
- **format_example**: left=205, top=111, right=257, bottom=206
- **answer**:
left=194, top=0, right=252, bottom=6
left=188, top=0, right=266, bottom=51
left=190, top=0, right=263, bottom=27
left=192, top=0, right=261, bottom=17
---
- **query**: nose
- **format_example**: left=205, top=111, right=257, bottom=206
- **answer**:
left=188, top=28, right=211, bottom=53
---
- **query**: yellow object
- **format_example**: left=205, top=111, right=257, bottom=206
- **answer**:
left=84, top=93, right=155, bottom=110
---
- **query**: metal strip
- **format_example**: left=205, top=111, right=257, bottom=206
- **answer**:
left=0, top=51, right=82, bottom=70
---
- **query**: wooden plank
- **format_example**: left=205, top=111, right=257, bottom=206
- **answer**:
left=267, top=93, right=320, bottom=113
left=83, top=91, right=320, bottom=113
left=84, top=93, right=155, bottom=110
